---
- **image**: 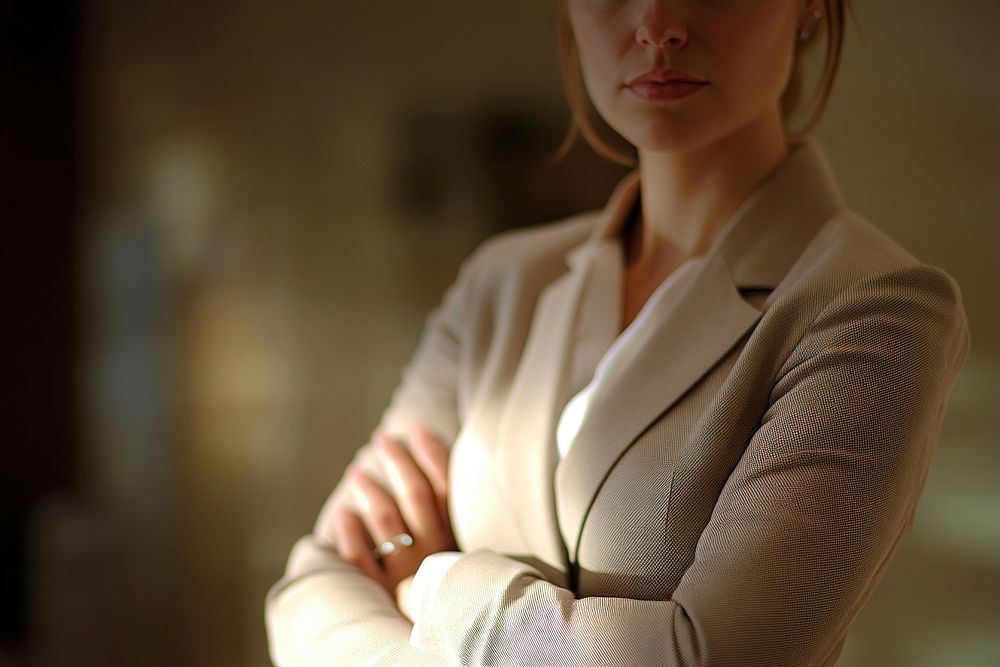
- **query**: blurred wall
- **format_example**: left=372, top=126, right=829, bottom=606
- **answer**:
left=5, top=1, right=998, bottom=666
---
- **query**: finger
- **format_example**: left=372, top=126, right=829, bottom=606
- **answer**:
left=374, top=432, right=443, bottom=536
left=395, top=574, right=416, bottom=623
left=408, top=426, right=450, bottom=521
left=331, top=504, right=384, bottom=585
left=349, top=466, right=411, bottom=546
left=409, top=427, right=449, bottom=494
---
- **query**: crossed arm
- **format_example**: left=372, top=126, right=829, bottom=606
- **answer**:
left=265, top=262, right=969, bottom=666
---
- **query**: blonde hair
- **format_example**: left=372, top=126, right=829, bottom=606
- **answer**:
left=552, top=0, right=857, bottom=166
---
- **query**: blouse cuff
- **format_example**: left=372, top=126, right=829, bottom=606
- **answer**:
left=408, top=548, right=552, bottom=659
left=407, top=551, right=463, bottom=624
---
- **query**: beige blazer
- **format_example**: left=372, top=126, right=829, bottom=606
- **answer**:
left=265, top=139, right=970, bottom=666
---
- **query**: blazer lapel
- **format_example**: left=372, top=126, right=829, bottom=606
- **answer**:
left=554, top=139, right=847, bottom=562
left=555, top=251, right=762, bottom=560
left=493, top=266, right=582, bottom=578
left=492, top=173, right=644, bottom=578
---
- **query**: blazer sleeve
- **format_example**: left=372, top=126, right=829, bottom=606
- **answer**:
left=264, top=240, right=492, bottom=667
left=407, top=264, right=971, bottom=666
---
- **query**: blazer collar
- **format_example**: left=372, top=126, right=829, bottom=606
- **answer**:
left=566, top=138, right=846, bottom=290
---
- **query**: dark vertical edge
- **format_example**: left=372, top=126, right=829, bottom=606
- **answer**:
left=0, top=0, right=82, bottom=652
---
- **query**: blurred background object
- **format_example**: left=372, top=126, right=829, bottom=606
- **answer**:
left=1, top=1, right=998, bottom=665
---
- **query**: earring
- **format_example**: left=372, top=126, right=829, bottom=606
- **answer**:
left=798, top=8, right=823, bottom=41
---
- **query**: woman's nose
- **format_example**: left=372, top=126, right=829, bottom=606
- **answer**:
left=635, top=6, right=688, bottom=50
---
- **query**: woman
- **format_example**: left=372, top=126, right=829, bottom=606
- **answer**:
left=266, top=1, right=970, bottom=665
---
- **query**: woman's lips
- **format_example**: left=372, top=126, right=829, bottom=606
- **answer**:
left=627, top=80, right=708, bottom=102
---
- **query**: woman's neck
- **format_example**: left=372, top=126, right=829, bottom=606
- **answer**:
left=627, top=110, right=790, bottom=274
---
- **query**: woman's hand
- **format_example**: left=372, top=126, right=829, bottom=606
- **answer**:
left=395, top=574, right=417, bottom=622
left=331, top=426, right=457, bottom=597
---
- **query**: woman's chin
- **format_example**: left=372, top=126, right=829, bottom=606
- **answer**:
left=621, top=124, right=719, bottom=156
